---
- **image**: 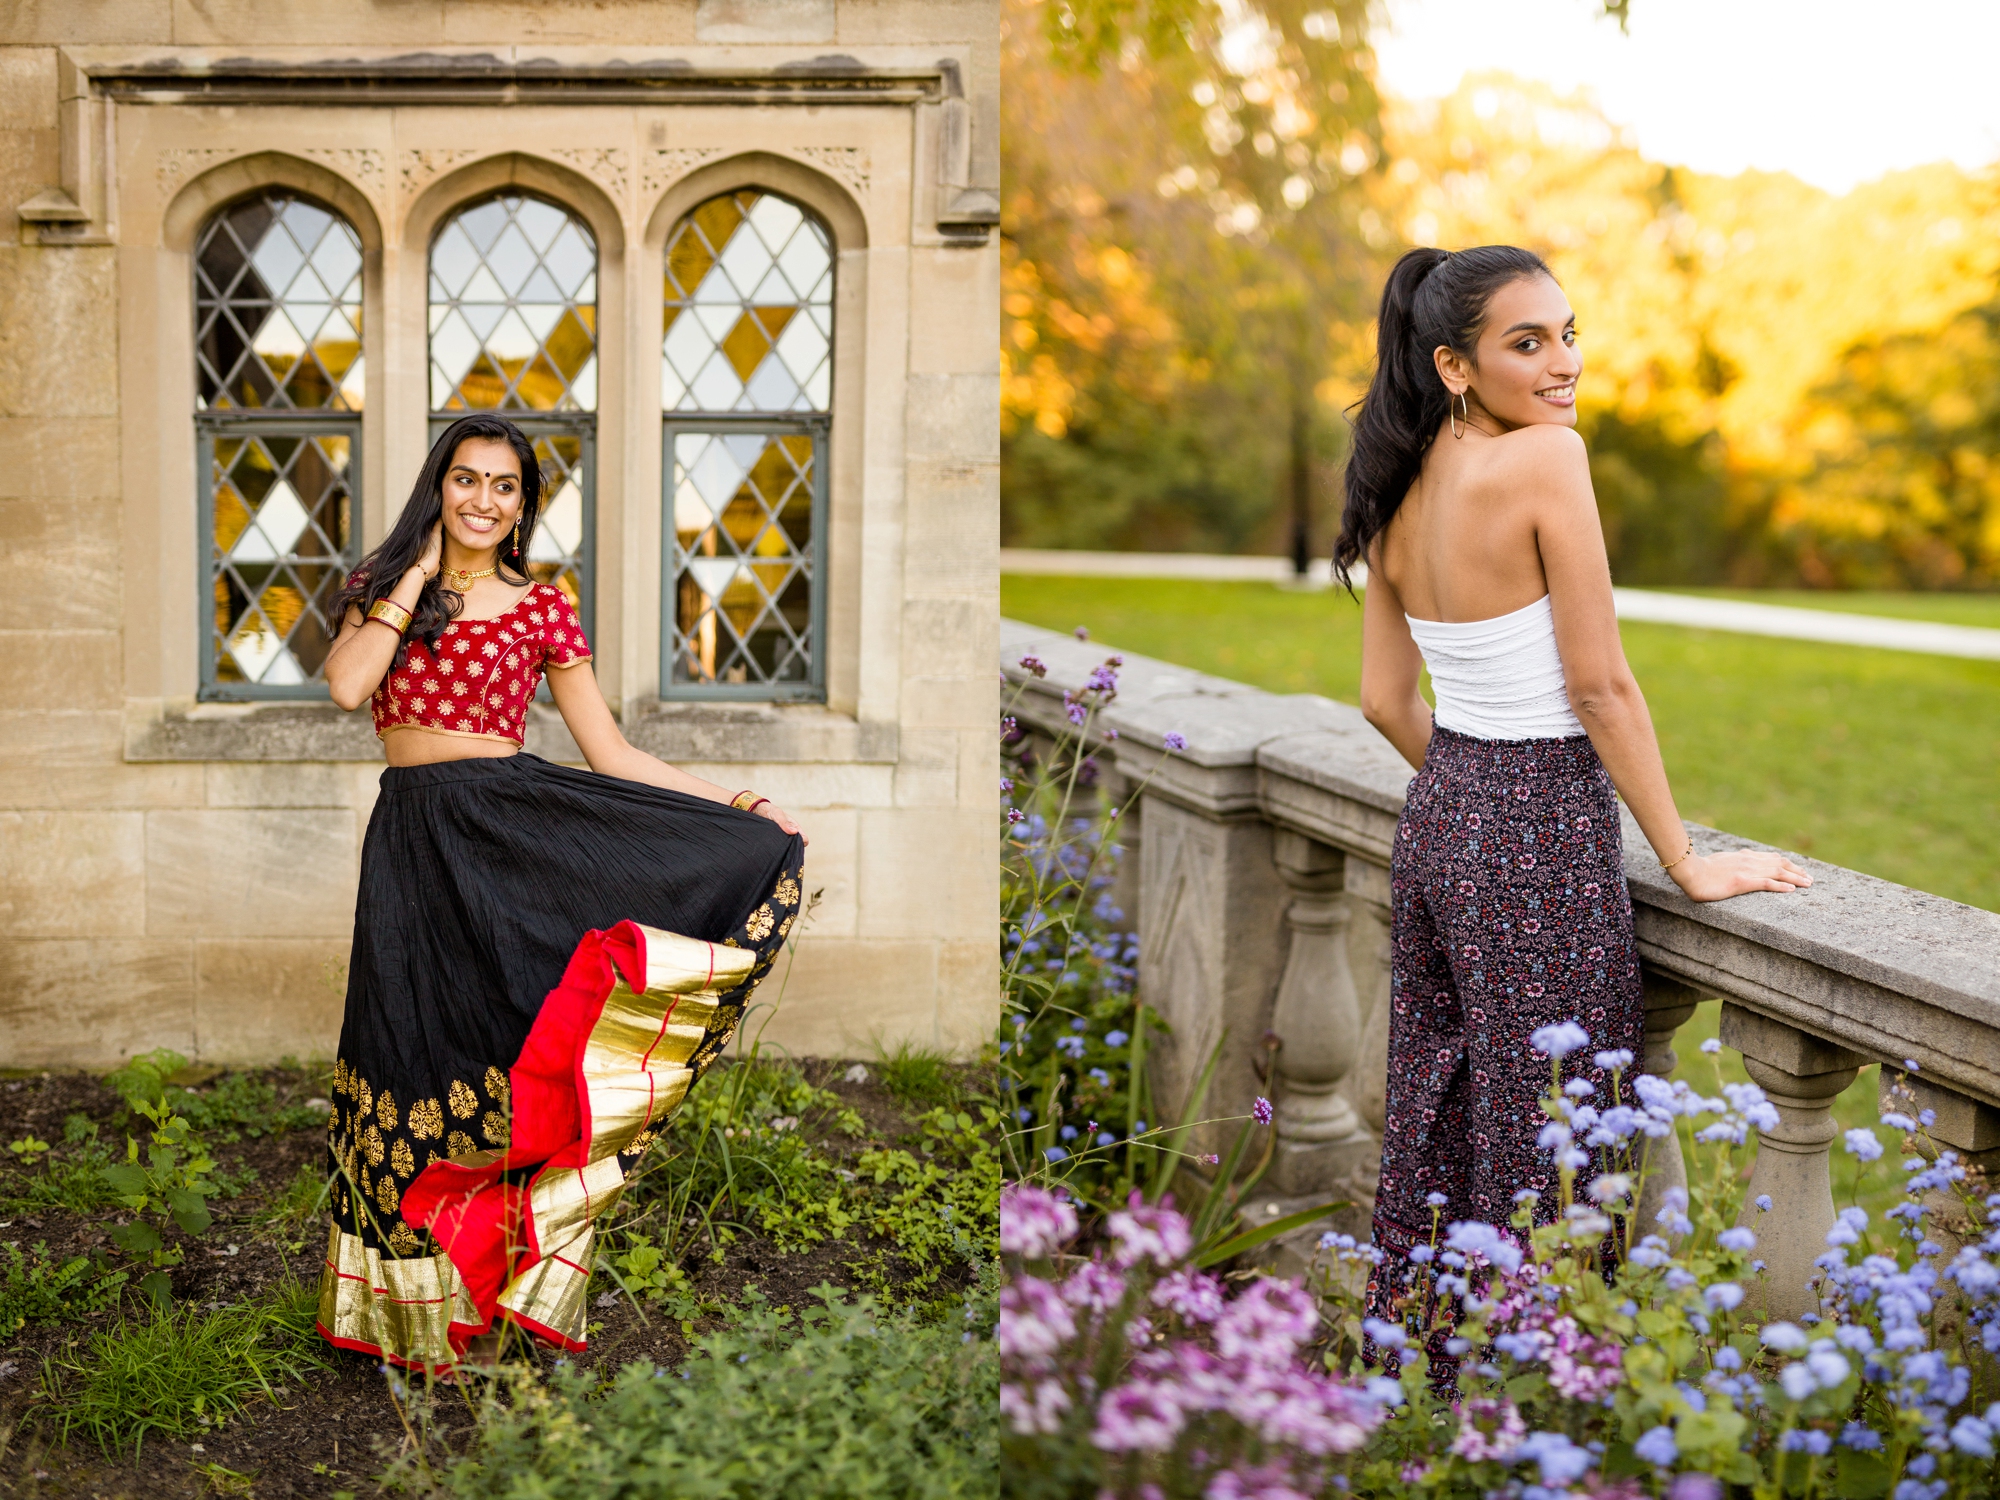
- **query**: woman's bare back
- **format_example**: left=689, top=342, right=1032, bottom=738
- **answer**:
left=1373, top=426, right=1566, bottom=625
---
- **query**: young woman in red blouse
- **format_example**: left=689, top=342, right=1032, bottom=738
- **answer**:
left=313, top=414, right=806, bottom=1374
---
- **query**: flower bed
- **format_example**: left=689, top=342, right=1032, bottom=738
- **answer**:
left=1002, top=1033, right=2000, bottom=1499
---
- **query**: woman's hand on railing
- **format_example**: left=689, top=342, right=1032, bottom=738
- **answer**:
left=1667, top=848, right=1813, bottom=901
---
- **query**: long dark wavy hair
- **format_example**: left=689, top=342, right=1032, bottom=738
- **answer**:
left=1333, top=245, right=1553, bottom=591
left=330, top=415, right=543, bottom=664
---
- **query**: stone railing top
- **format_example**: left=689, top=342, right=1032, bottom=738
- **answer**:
left=1002, top=618, right=2000, bottom=1115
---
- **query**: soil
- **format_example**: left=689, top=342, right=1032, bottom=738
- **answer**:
left=0, top=1059, right=969, bottom=1499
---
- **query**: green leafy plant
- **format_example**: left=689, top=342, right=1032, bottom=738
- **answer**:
left=98, top=1049, right=220, bottom=1305
left=36, top=1280, right=328, bottom=1458
left=383, top=1280, right=998, bottom=1499
left=0, top=1242, right=127, bottom=1336
left=166, top=1067, right=327, bottom=1144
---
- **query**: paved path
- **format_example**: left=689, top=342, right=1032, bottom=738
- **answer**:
left=999, top=549, right=2000, bottom=662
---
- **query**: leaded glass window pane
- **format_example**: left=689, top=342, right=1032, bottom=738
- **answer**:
left=207, top=426, right=356, bottom=688
left=667, top=429, right=818, bottom=688
left=527, top=432, right=589, bottom=612
left=429, top=194, right=598, bottom=413
left=663, top=190, right=832, bottom=414
left=196, top=190, right=365, bottom=411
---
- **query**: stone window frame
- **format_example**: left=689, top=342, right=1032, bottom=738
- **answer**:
left=636, top=154, right=869, bottom=714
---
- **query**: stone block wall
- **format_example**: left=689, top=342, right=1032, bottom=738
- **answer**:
left=0, top=0, right=999, bottom=1070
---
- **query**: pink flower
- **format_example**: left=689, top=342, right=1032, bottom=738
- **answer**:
left=1108, top=1193, right=1194, bottom=1269
left=1152, top=1268, right=1226, bottom=1323
left=1253, top=1096, right=1274, bottom=1126
left=1091, top=1380, right=1183, bottom=1452
left=1000, top=1377, right=1070, bottom=1434
left=1451, top=1394, right=1526, bottom=1460
left=1000, top=1183, right=1078, bottom=1259
left=999, top=1274, right=1075, bottom=1372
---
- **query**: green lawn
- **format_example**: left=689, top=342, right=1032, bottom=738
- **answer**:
left=1002, top=575, right=2000, bottom=911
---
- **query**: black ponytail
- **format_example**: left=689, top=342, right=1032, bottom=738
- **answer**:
left=328, top=414, right=543, bottom=664
left=1334, top=244, right=1552, bottom=590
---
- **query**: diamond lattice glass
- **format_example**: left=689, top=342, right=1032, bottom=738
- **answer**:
left=430, top=195, right=598, bottom=413
left=528, top=433, right=588, bottom=613
left=669, top=431, right=814, bottom=686
left=210, top=431, right=354, bottom=685
left=196, top=192, right=364, bottom=410
left=663, top=191, right=832, bottom=414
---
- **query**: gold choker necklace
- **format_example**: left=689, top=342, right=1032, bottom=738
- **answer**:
left=441, top=563, right=498, bottom=591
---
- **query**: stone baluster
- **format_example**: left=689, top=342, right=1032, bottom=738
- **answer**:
left=1267, top=831, right=1376, bottom=1197
left=1633, top=971, right=1702, bottom=1235
left=1339, top=857, right=1393, bottom=1139
left=1722, top=1004, right=1865, bottom=1320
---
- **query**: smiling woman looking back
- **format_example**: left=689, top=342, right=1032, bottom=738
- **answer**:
left=1337, top=247, right=1809, bottom=1371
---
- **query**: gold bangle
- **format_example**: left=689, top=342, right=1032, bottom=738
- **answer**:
left=1659, top=838, right=1696, bottom=871
left=730, top=789, right=769, bottom=814
left=367, top=599, right=413, bottom=633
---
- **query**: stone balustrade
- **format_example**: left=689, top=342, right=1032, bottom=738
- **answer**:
left=1003, top=619, right=2000, bottom=1316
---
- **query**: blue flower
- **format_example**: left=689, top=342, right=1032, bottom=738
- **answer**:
left=1633, top=1425, right=1678, bottom=1466
left=1103, top=1029, right=1129, bottom=1048
left=1059, top=1125, right=1078, bottom=1142
left=1844, top=1127, right=1886, bottom=1162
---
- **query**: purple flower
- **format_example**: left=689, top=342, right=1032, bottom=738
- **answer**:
left=999, top=776, right=1014, bottom=794
left=1065, top=700, right=1087, bottom=727
left=1000, top=1184, right=1078, bottom=1259
left=1425, top=1191, right=1449, bottom=1208
left=1090, top=1380, right=1181, bottom=1452
left=1073, top=625, right=1090, bottom=640
left=1059, top=1256, right=1127, bottom=1317
left=1718, top=1226, right=1757, bottom=1252
left=998, top=1273, right=1075, bottom=1370
left=1253, top=1096, right=1274, bottom=1126
left=1844, top=1127, right=1885, bottom=1162
left=1667, top=1477, right=1723, bottom=1500
left=1515, top=1430, right=1593, bottom=1487
left=1162, top=732, right=1187, bottom=752
left=1085, top=664, right=1118, bottom=693
left=1018, top=653, right=1047, bottom=677
left=1443, top=1220, right=1522, bottom=1274
left=1006, top=808, right=1025, bottom=825
left=1214, top=1277, right=1319, bottom=1363
left=1151, top=1268, right=1225, bottom=1323
left=1000, top=1377, right=1070, bottom=1434
left=1107, top=1194, right=1193, bottom=1268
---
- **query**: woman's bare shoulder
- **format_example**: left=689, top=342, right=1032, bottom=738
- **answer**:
left=1473, top=425, right=1591, bottom=506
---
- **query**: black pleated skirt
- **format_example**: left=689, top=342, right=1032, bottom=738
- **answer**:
left=318, top=753, right=804, bottom=1368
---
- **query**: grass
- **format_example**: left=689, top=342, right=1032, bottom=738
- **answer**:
left=873, top=1040, right=967, bottom=1112
left=38, top=1279, right=329, bottom=1458
left=1001, top=574, right=2000, bottom=911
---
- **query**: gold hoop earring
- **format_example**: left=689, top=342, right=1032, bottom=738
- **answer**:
left=1451, top=390, right=1468, bottom=439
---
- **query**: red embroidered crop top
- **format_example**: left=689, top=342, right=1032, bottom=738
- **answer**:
left=370, top=583, right=592, bottom=745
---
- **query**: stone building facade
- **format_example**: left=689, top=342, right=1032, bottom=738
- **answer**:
left=0, top=1, right=1000, bottom=1069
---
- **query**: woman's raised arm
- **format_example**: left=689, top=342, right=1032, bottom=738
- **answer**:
left=545, top=661, right=807, bottom=842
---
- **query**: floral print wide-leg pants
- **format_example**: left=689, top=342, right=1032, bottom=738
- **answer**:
left=1365, top=726, right=1644, bottom=1322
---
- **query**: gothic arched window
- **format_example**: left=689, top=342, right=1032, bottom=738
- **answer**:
left=662, top=189, right=832, bottom=699
left=428, top=193, right=597, bottom=620
left=195, top=189, right=364, bottom=696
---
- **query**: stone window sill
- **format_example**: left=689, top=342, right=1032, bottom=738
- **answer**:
left=124, top=698, right=896, bottom=765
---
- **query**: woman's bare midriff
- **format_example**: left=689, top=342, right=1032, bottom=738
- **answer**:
left=382, top=726, right=521, bottom=767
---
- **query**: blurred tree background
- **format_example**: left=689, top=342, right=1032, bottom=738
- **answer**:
left=1001, top=0, right=2000, bottom=589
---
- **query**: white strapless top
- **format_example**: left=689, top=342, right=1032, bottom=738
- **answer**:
left=1404, top=594, right=1587, bottom=741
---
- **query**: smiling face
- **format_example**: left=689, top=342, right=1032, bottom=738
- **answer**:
left=440, top=436, right=525, bottom=557
left=1437, top=273, right=1581, bottom=432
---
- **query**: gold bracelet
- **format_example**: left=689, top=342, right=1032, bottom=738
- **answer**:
left=729, top=789, right=769, bottom=814
left=1659, top=838, right=1696, bottom=871
left=366, top=599, right=413, bottom=633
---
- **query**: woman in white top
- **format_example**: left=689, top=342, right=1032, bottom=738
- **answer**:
left=1336, top=246, right=1810, bottom=1368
